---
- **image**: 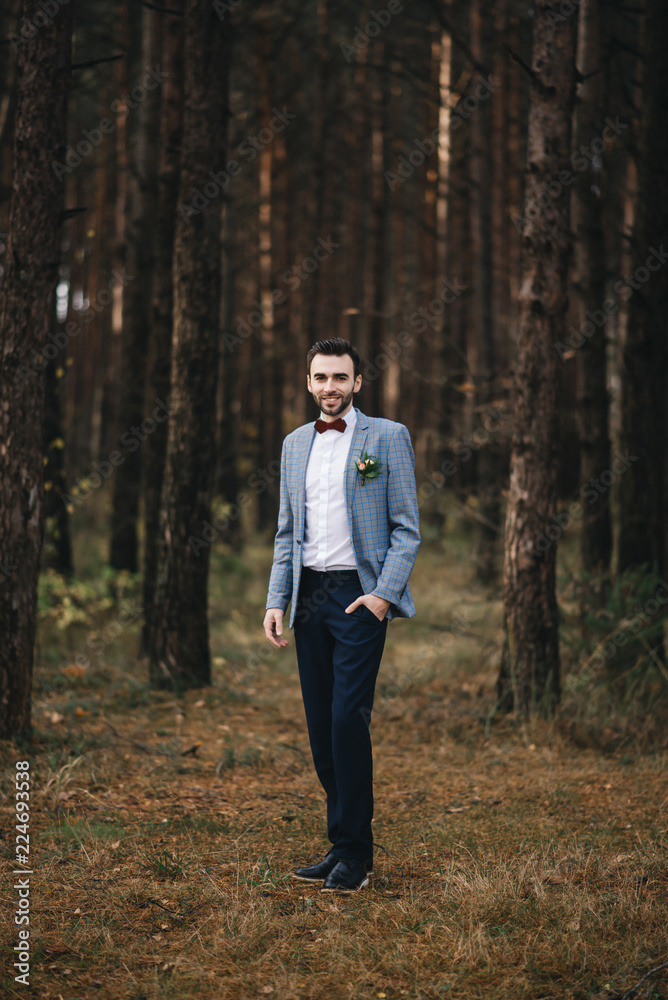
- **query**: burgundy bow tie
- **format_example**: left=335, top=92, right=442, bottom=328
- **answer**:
left=315, top=417, right=346, bottom=433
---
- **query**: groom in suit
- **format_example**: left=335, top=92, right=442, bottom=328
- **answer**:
left=263, top=338, right=420, bottom=891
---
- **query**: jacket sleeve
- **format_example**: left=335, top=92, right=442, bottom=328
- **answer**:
left=371, top=423, right=421, bottom=605
left=265, top=438, right=294, bottom=612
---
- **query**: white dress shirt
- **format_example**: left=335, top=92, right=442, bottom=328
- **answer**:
left=302, top=407, right=358, bottom=571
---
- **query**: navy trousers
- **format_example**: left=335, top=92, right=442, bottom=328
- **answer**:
left=293, top=566, right=388, bottom=863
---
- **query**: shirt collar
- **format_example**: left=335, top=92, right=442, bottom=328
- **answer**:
left=342, top=406, right=357, bottom=432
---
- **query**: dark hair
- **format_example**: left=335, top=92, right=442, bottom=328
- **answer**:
left=306, top=338, right=361, bottom=380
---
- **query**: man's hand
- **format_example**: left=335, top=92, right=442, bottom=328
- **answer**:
left=264, top=608, right=289, bottom=648
left=345, top=594, right=391, bottom=621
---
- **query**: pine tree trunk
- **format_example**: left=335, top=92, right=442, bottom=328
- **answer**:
left=43, top=360, right=73, bottom=576
left=470, top=0, right=500, bottom=582
left=148, top=0, right=230, bottom=690
left=617, top=0, right=668, bottom=578
left=0, top=0, right=72, bottom=739
left=498, top=0, right=577, bottom=716
left=572, top=0, right=612, bottom=574
left=110, top=3, right=161, bottom=571
left=442, top=3, right=472, bottom=487
left=142, top=0, right=184, bottom=655
left=257, top=16, right=282, bottom=530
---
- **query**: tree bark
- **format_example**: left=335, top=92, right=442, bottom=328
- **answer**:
left=572, top=0, right=612, bottom=574
left=469, top=0, right=500, bottom=582
left=148, top=0, right=230, bottom=690
left=142, top=0, right=184, bottom=655
left=0, top=0, right=72, bottom=740
left=43, top=360, right=73, bottom=576
left=617, top=0, right=668, bottom=578
left=498, top=0, right=577, bottom=716
left=109, top=2, right=161, bottom=571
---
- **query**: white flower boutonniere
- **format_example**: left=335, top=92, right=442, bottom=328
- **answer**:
left=355, top=451, right=382, bottom=486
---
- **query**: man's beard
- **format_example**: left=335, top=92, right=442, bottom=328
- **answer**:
left=314, top=388, right=354, bottom=417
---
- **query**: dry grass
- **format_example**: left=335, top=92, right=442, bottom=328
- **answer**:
left=1, top=519, right=667, bottom=1000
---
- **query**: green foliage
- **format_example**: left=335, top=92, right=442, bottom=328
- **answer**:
left=559, top=566, right=668, bottom=745
left=241, top=852, right=292, bottom=890
left=140, top=847, right=192, bottom=879
left=37, top=565, right=141, bottom=630
left=562, top=566, right=666, bottom=680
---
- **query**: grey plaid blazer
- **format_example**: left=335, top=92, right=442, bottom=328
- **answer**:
left=266, top=408, right=420, bottom=629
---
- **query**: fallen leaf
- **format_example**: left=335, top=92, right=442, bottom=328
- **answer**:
left=62, top=663, right=87, bottom=678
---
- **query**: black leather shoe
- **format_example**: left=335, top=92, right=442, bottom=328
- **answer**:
left=292, top=851, right=373, bottom=882
left=321, top=857, right=370, bottom=892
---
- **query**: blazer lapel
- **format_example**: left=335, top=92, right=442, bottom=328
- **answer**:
left=295, top=422, right=316, bottom=541
left=345, top=407, right=369, bottom=513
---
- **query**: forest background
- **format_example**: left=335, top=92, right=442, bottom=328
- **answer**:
left=0, top=1, right=666, bottom=998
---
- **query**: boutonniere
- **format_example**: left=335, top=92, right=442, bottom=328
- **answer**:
left=354, top=451, right=382, bottom=485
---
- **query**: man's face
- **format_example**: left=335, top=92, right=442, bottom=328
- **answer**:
left=307, top=353, right=362, bottom=418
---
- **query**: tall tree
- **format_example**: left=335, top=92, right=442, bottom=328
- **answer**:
left=148, top=0, right=230, bottom=689
left=498, top=0, right=577, bottom=715
left=0, top=0, right=72, bottom=739
left=617, top=0, right=668, bottom=579
left=109, top=3, right=161, bottom=571
left=469, top=0, right=500, bottom=582
left=572, top=0, right=612, bottom=574
left=142, top=0, right=185, bottom=654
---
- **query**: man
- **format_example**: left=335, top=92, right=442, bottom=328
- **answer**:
left=263, top=338, right=420, bottom=892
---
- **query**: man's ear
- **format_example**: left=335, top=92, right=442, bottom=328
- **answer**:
left=354, top=375, right=362, bottom=394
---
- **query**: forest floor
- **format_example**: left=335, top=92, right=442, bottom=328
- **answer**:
left=1, top=511, right=667, bottom=1000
